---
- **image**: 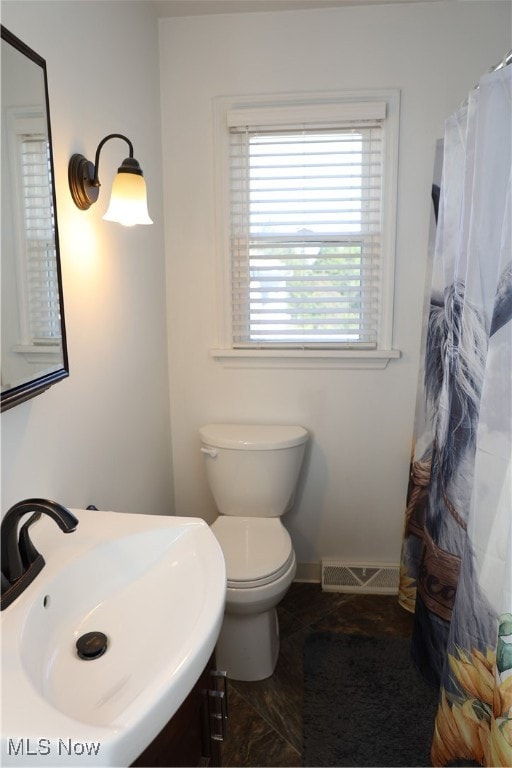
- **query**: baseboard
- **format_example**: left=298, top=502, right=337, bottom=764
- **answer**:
left=295, top=561, right=321, bottom=583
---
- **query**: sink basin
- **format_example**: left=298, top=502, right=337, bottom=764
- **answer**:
left=1, top=509, right=226, bottom=766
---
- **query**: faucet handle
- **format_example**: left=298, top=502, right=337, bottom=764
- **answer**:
left=19, top=512, right=43, bottom=569
left=1, top=499, right=78, bottom=610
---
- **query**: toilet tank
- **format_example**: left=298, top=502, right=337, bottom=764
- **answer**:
left=199, top=424, right=309, bottom=517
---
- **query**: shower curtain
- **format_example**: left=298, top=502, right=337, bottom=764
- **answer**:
left=399, top=63, right=512, bottom=767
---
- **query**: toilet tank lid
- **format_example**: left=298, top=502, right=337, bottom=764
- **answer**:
left=199, top=424, right=308, bottom=450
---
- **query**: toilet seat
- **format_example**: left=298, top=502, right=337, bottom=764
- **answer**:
left=211, top=517, right=294, bottom=589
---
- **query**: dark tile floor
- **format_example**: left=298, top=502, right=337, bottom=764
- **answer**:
left=222, top=582, right=414, bottom=767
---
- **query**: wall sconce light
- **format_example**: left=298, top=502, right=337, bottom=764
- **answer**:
left=68, top=133, right=153, bottom=226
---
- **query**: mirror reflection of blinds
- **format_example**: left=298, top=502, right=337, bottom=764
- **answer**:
left=229, top=122, right=383, bottom=348
left=20, top=135, right=61, bottom=343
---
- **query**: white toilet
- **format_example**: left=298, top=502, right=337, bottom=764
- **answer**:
left=199, top=423, right=309, bottom=681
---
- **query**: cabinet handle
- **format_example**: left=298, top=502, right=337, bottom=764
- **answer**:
left=208, top=670, right=228, bottom=742
left=209, top=670, right=228, bottom=718
left=209, top=691, right=226, bottom=742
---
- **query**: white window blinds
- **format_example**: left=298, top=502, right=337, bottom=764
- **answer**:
left=228, top=103, right=386, bottom=348
left=19, top=134, right=61, bottom=343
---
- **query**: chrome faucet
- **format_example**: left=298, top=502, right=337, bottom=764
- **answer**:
left=1, top=498, right=79, bottom=610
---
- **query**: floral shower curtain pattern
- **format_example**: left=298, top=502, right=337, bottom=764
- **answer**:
left=399, top=63, right=512, bottom=767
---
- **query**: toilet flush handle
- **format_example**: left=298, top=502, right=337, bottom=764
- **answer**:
left=201, top=446, right=218, bottom=459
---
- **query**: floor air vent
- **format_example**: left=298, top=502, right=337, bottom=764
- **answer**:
left=321, top=560, right=400, bottom=594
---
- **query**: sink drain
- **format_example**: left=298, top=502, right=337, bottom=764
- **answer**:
left=76, top=631, right=108, bottom=660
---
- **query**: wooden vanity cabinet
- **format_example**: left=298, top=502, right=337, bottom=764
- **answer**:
left=131, top=655, right=227, bottom=768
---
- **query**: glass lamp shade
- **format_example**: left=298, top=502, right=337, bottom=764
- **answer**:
left=103, top=171, right=153, bottom=226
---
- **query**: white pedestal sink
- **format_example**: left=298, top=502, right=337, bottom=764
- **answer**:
left=1, top=509, right=226, bottom=766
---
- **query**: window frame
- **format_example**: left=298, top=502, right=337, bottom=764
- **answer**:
left=212, top=90, right=401, bottom=369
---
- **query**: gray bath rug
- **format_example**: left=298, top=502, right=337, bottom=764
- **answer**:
left=302, top=632, right=439, bottom=767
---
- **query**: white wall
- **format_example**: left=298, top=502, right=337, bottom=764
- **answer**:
left=159, top=0, right=512, bottom=575
left=1, top=1, right=174, bottom=517
left=2, top=0, right=509, bottom=573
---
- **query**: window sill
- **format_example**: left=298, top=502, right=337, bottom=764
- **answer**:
left=12, top=343, right=62, bottom=364
left=210, top=348, right=401, bottom=369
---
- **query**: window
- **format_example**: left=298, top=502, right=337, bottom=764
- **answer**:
left=19, top=133, right=61, bottom=343
left=6, top=107, right=61, bottom=355
left=214, top=92, right=400, bottom=367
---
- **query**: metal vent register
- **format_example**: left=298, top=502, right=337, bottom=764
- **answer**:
left=321, top=560, right=400, bottom=594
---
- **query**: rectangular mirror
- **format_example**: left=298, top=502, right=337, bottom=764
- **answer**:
left=1, top=25, right=68, bottom=412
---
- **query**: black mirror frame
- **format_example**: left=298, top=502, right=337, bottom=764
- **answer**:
left=1, top=26, right=69, bottom=412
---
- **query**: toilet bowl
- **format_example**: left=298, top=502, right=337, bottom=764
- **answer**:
left=212, top=516, right=297, bottom=680
left=199, top=424, right=308, bottom=681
